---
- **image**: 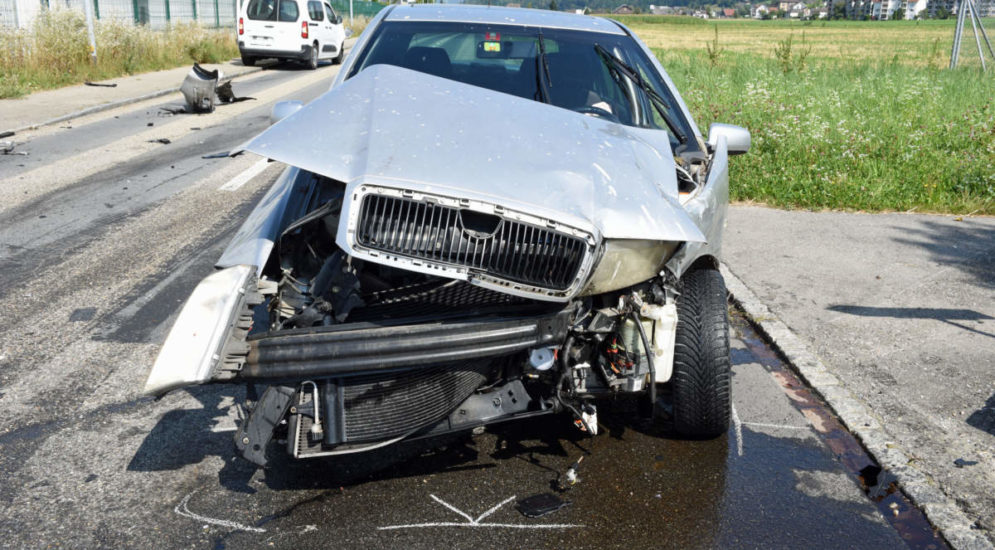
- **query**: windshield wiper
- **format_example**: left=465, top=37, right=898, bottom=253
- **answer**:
left=593, top=44, right=687, bottom=144
left=534, top=30, right=552, bottom=103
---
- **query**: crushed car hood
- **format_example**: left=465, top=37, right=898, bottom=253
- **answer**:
left=235, top=64, right=705, bottom=243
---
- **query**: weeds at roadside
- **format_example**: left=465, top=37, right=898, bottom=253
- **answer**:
left=773, top=32, right=811, bottom=74
left=705, top=26, right=724, bottom=67
left=655, top=47, right=995, bottom=215
left=0, top=9, right=237, bottom=98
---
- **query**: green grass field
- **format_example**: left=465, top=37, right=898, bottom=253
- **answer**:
left=620, top=17, right=995, bottom=214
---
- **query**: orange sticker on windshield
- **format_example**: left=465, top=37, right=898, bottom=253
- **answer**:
left=483, top=41, right=501, bottom=52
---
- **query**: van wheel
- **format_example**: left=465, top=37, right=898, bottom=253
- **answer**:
left=333, top=41, right=345, bottom=64
left=307, top=43, right=319, bottom=70
left=672, top=266, right=731, bottom=439
left=241, top=55, right=256, bottom=67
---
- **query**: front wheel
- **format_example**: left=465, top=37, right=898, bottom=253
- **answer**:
left=240, top=55, right=256, bottom=67
left=672, top=266, right=731, bottom=439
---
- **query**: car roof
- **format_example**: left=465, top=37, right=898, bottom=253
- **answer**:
left=382, top=4, right=627, bottom=35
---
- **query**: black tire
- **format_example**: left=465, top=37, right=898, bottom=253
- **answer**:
left=307, top=43, right=319, bottom=70
left=333, top=41, right=345, bottom=64
left=672, top=266, right=731, bottom=439
left=241, top=55, right=256, bottom=67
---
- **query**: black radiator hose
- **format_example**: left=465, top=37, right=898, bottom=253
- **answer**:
left=629, top=311, right=656, bottom=416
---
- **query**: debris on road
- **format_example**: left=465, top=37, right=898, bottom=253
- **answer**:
left=1, top=141, right=28, bottom=156
left=85, top=81, right=118, bottom=88
left=217, top=80, right=256, bottom=104
left=201, top=150, right=230, bottom=159
left=558, top=456, right=585, bottom=491
left=0, top=131, right=14, bottom=139
left=159, top=105, right=187, bottom=115
left=147, top=138, right=171, bottom=145
left=954, top=458, right=979, bottom=468
left=180, top=64, right=220, bottom=113
left=516, top=493, right=571, bottom=518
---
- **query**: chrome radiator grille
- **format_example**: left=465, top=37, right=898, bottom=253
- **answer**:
left=355, top=194, right=588, bottom=292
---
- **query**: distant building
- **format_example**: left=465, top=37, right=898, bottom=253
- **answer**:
left=612, top=3, right=635, bottom=13
left=649, top=4, right=676, bottom=13
left=826, top=0, right=994, bottom=18
left=723, top=7, right=736, bottom=16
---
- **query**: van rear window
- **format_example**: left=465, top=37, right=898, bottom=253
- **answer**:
left=246, top=0, right=299, bottom=22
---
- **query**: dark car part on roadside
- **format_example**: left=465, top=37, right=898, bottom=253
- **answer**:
left=517, top=493, right=571, bottom=518
left=84, top=81, right=118, bottom=88
left=216, top=80, right=256, bottom=104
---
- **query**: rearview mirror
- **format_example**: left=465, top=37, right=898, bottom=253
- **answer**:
left=270, top=100, right=303, bottom=125
left=706, top=123, right=751, bottom=155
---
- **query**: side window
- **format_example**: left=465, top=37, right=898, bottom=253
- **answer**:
left=246, top=0, right=277, bottom=21
left=324, top=4, right=337, bottom=23
left=277, top=0, right=299, bottom=22
left=307, top=1, right=323, bottom=21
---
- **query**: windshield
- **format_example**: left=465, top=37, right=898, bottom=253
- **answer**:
left=348, top=21, right=695, bottom=150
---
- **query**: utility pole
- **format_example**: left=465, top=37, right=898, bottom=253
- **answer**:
left=83, top=0, right=98, bottom=65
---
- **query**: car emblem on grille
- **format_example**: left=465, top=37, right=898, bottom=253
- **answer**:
left=458, top=210, right=503, bottom=239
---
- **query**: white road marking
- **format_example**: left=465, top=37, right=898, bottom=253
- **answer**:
left=378, top=494, right=583, bottom=531
left=732, top=403, right=744, bottom=457
left=174, top=490, right=266, bottom=533
left=219, top=158, right=270, bottom=192
left=743, top=421, right=811, bottom=431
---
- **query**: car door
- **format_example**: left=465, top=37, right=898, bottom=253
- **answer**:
left=305, top=0, right=327, bottom=57
left=324, top=3, right=345, bottom=53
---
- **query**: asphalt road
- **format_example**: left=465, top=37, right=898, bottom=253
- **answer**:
left=0, top=61, right=943, bottom=549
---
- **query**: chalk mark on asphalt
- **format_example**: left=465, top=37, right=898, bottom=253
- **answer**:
left=174, top=489, right=266, bottom=533
left=377, top=494, right=583, bottom=531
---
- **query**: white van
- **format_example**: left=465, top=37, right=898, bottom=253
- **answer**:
left=238, top=0, right=346, bottom=69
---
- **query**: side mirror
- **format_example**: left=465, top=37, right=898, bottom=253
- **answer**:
left=270, top=100, right=303, bottom=125
left=335, top=15, right=342, bottom=24
left=706, top=123, right=751, bottom=155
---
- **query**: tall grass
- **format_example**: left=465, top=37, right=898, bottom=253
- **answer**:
left=660, top=49, right=994, bottom=214
left=0, top=9, right=238, bottom=98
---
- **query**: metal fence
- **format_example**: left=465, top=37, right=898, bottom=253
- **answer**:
left=0, top=0, right=384, bottom=29
left=329, top=0, right=385, bottom=18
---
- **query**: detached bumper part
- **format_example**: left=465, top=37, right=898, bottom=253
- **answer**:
left=143, top=265, right=260, bottom=397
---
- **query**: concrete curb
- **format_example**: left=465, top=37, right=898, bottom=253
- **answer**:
left=7, top=66, right=264, bottom=135
left=720, top=263, right=993, bottom=550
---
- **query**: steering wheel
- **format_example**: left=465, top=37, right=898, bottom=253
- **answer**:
left=575, top=105, right=620, bottom=123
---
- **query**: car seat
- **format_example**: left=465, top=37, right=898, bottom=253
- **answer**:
left=402, top=47, right=453, bottom=79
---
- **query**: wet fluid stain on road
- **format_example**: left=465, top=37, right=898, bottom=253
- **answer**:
left=131, top=314, right=944, bottom=550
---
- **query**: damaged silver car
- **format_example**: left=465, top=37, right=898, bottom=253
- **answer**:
left=144, top=5, right=750, bottom=466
